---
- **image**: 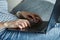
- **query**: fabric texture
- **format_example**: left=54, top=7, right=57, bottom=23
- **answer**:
left=0, top=0, right=60, bottom=40
left=0, top=0, right=18, bottom=22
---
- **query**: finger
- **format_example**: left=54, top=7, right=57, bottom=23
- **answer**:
left=23, top=21, right=28, bottom=27
left=18, top=25, right=23, bottom=30
left=18, top=23, right=27, bottom=31
left=18, top=22, right=25, bottom=28
left=25, top=20, right=30, bottom=27
left=17, top=20, right=27, bottom=28
left=19, top=25, right=23, bottom=29
left=16, top=22, right=23, bottom=29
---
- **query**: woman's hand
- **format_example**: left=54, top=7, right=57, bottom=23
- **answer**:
left=4, top=19, right=30, bottom=30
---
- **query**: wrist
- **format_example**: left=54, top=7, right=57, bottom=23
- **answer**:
left=0, top=22, right=7, bottom=29
left=4, top=21, right=17, bottom=28
left=4, top=22, right=8, bottom=28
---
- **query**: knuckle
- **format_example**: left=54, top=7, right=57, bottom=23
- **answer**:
left=25, top=20, right=28, bottom=22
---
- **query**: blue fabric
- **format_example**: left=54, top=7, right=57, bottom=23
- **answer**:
left=0, top=0, right=18, bottom=22
left=0, top=0, right=60, bottom=40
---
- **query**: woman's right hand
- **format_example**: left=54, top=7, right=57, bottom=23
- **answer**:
left=4, top=19, right=30, bottom=30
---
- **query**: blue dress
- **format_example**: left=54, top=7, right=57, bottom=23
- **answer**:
left=0, top=0, right=60, bottom=40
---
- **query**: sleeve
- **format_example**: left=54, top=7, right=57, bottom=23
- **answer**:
left=0, top=0, right=18, bottom=22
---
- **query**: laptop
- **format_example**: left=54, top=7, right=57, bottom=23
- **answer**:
left=7, top=0, right=58, bottom=33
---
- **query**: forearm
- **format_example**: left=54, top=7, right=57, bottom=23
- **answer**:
left=0, top=21, right=16, bottom=30
left=0, top=22, right=7, bottom=30
left=0, top=0, right=18, bottom=29
left=4, top=21, right=17, bottom=28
